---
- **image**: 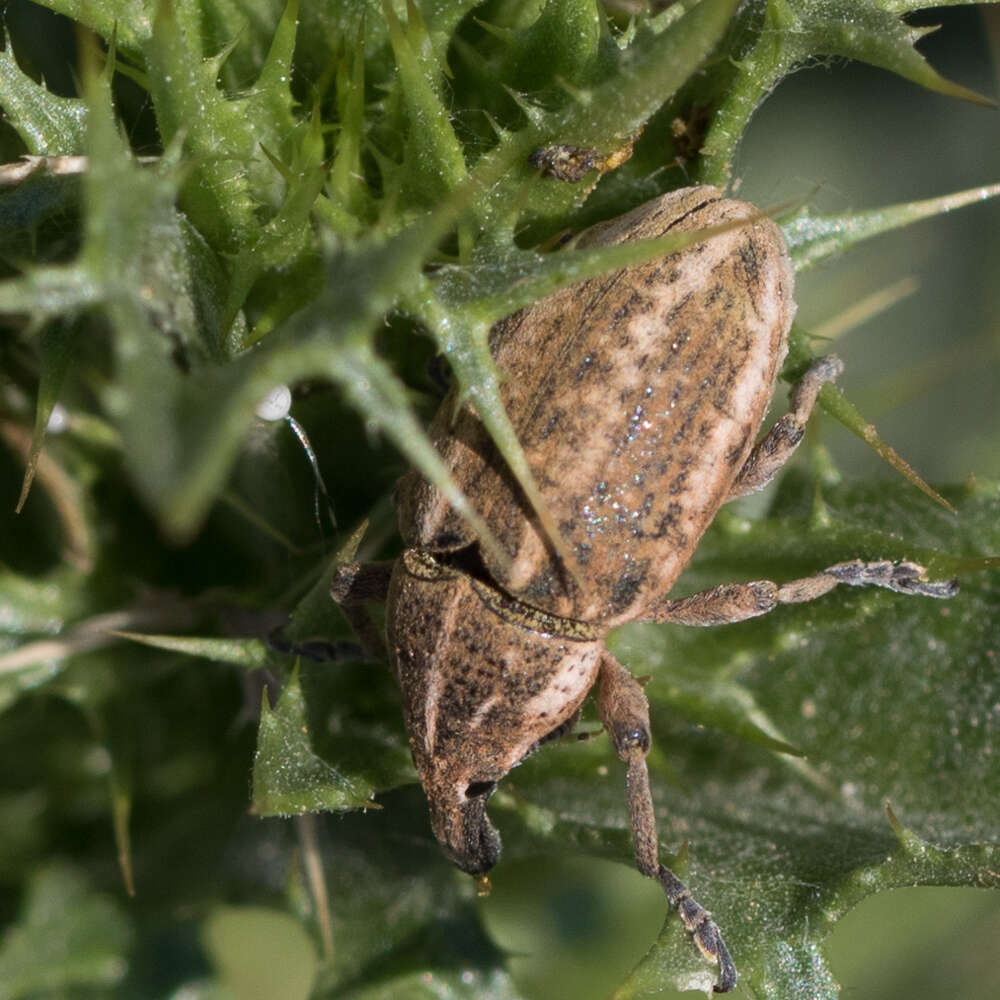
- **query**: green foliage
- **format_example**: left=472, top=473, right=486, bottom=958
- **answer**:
left=0, top=1, right=998, bottom=998
left=0, top=863, right=131, bottom=997
left=605, top=477, right=1000, bottom=997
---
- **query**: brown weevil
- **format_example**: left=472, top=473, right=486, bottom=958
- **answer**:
left=332, top=186, right=958, bottom=992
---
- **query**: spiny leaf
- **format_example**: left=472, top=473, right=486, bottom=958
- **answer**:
left=253, top=668, right=373, bottom=814
left=223, top=160, right=327, bottom=342
left=500, top=0, right=608, bottom=94
left=698, top=0, right=995, bottom=186
left=232, top=0, right=303, bottom=169
left=782, top=330, right=955, bottom=512
left=142, top=0, right=260, bottom=252
left=15, top=319, right=77, bottom=512
left=467, top=0, right=740, bottom=229
left=21, top=0, right=153, bottom=52
left=794, top=1, right=994, bottom=107
left=818, top=382, right=955, bottom=512
left=384, top=0, right=468, bottom=211
left=113, top=631, right=274, bottom=671
left=329, top=24, right=368, bottom=225
left=0, top=38, right=87, bottom=154
left=785, top=181, right=1000, bottom=271
left=0, top=262, right=101, bottom=323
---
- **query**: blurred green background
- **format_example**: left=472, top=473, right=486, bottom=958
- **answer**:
left=0, top=2, right=998, bottom=999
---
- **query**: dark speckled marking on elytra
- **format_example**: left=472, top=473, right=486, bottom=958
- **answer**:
left=650, top=500, right=686, bottom=540
left=664, top=291, right=695, bottom=325
left=668, top=468, right=690, bottom=495
left=614, top=287, right=655, bottom=323
left=643, top=266, right=672, bottom=288
left=574, top=270, right=632, bottom=334
left=738, top=240, right=762, bottom=285
left=703, top=282, right=727, bottom=307
left=737, top=241, right=770, bottom=321
left=710, top=357, right=739, bottom=414
left=489, top=308, right=527, bottom=353
left=669, top=398, right=701, bottom=447
left=609, top=561, right=650, bottom=614
left=538, top=409, right=563, bottom=440
left=725, top=424, right=754, bottom=464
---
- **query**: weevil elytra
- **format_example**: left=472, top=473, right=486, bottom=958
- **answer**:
left=332, top=186, right=958, bottom=993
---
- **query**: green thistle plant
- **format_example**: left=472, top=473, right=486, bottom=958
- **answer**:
left=0, top=2, right=998, bottom=998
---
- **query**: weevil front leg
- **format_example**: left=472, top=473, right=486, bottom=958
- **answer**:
left=726, top=354, right=843, bottom=500
left=649, top=559, right=957, bottom=627
left=597, top=653, right=738, bottom=993
left=330, top=560, right=394, bottom=663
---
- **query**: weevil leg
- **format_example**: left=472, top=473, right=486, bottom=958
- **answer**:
left=331, top=560, right=394, bottom=603
left=726, top=354, right=843, bottom=500
left=597, top=653, right=738, bottom=993
left=267, top=632, right=365, bottom=663
left=330, top=560, right=394, bottom=663
left=649, top=559, right=957, bottom=626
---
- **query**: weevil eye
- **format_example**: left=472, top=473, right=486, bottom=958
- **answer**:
left=465, top=780, right=496, bottom=799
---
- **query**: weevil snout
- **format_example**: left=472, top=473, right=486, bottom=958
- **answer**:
left=428, top=779, right=501, bottom=875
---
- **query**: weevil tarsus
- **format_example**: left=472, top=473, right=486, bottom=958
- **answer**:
left=598, top=654, right=738, bottom=993
left=817, top=560, right=958, bottom=599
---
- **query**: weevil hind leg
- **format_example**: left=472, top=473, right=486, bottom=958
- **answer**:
left=648, top=559, right=957, bottom=626
left=726, top=354, right=843, bottom=500
left=597, top=653, right=738, bottom=993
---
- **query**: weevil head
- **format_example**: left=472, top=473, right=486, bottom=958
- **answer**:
left=424, top=775, right=502, bottom=875
left=386, top=549, right=604, bottom=877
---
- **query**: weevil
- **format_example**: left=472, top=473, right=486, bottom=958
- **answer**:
left=332, top=186, right=957, bottom=992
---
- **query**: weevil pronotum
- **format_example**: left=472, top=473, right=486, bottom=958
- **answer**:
left=331, top=186, right=958, bottom=992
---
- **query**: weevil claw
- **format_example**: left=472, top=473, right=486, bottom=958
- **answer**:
left=691, top=909, right=738, bottom=993
left=712, top=935, right=739, bottom=993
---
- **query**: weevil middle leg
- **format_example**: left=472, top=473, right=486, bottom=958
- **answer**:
left=597, top=653, right=739, bottom=993
left=726, top=354, right=844, bottom=500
